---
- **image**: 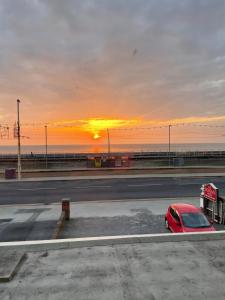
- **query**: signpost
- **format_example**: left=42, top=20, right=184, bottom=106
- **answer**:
left=203, top=183, right=218, bottom=202
left=17, top=99, right=21, bottom=180
left=200, top=183, right=219, bottom=223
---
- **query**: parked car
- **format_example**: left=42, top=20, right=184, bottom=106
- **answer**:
left=165, top=203, right=215, bottom=233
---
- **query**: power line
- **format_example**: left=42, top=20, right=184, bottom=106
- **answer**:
left=0, top=124, right=10, bottom=139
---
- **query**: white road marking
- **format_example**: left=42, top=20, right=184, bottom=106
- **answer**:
left=128, top=184, right=162, bottom=187
left=72, top=185, right=112, bottom=189
left=17, top=188, right=57, bottom=191
left=176, top=183, right=201, bottom=185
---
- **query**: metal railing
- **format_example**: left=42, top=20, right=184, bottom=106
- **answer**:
left=1, top=151, right=225, bottom=160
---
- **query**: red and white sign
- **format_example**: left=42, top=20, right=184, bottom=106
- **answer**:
left=203, top=183, right=218, bottom=202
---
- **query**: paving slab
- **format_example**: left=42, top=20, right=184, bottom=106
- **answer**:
left=0, top=204, right=58, bottom=242
left=0, top=251, right=26, bottom=282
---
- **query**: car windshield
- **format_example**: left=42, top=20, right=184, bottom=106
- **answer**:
left=181, top=212, right=210, bottom=228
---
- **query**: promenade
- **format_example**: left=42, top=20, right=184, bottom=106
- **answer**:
left=2, top=165, right=225, bottom=180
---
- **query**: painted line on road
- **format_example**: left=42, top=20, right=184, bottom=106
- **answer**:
left=176, top=182, right=204, bottom=185
left=127, top=184, right=162, bottom=187
left=72, top=185, right=112, bottom=189
left=17, top=188, right=57, bottom=191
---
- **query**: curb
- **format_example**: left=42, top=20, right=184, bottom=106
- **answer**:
left=0, top=253, right=26, bottom=282
left=1, top=166, right=225, bottom=174
left=1, top=231, right=225, bottom=252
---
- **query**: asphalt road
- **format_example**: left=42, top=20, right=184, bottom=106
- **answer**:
left=0, top=176, right=225, bottom=205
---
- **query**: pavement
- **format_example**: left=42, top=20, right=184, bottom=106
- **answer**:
left=1, top=239, right=225, bottom=299
left=0, top=198, right=190, bottom=242
left=2, top=172, right=225, bottom=183
left=1, top=198, right=225, bottom=242
left=0, top=204, right=59, bottom=242
left=2, top=165, right=225, bottom=181
left=0, top=251, right=25, bottom=282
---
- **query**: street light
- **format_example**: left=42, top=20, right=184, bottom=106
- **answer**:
left=45, top=125, right=48, bottom=168
left=17, top=99, right=22, bottom=179
left=168, top=124, right=171, bottom=167
left=107, top=128, right=111, bottom=155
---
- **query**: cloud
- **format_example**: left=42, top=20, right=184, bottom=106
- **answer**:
left=0, top=0, right=225, bottom=125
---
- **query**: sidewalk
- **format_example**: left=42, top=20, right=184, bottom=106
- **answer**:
left=1, top=173, right=225, bottom=183
left=1, top=239, right=225, bottom=299
left=1, top=166, right=225, bottom=182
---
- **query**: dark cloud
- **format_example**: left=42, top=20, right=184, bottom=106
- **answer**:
left=0, top=0, right=225, bottom=122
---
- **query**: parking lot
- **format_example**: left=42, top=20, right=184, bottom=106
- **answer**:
left=0, top=197, right=222, bottom=242
left=1, top=196, right=225, bottom=242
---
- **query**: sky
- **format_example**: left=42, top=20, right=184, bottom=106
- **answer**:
left=1, top=0, right=225, bottom=145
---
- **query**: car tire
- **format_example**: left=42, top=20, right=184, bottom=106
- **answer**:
left=165, top=218, right=169, bottom=230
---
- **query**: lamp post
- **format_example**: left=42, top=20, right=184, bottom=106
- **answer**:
left=168, top=124, right=171, bottom=167
left=45, top=125, right=48, bottom=168
left=17, top=99, right=21, bottom=179
left=107, top=128, right=111, bottom=155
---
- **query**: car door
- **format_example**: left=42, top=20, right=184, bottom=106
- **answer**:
left=169, top=207, right=183, bottom=232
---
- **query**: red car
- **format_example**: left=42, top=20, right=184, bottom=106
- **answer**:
left=165, top=203, right=215, bottom=233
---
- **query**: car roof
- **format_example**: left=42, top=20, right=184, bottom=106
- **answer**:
left=170, top=203, right=200, bottom=213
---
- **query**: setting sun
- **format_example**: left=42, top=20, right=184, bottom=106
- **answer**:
left=93, top=133, right=101, bottom=139
left=80, top=118, right=140, bottom=140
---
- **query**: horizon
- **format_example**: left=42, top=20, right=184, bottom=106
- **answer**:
left=2, top=142, right=225, bottom=147
left=1, top=142, right=225, bottom=155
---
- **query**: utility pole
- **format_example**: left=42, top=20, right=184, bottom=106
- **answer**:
left=168, top=124, right=171, bottom=167
left=17, top=99, right=22, bottom=179
left=45, top=125, right=48, bottom=168
left=107, top=128, right=111, bottom=155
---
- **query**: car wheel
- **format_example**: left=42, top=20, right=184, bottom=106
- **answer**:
left=165, top=218, right=169, bottom=230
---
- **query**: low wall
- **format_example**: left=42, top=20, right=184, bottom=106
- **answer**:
left=1, top=157, right=225, bottom=171
left=1, top=231, right=225, bottom=252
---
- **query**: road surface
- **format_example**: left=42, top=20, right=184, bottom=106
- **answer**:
left=0, top=176, right=225, bottom=205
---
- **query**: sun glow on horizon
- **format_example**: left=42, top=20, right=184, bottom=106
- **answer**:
left=43, top=114, right=225, bottom=144
left=80, top=118, right=140, bottom=140
left=93, top=133, right=101, bottom=139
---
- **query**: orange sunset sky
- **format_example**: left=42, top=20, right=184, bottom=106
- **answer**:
left=1, top=1, right=225, bottom=146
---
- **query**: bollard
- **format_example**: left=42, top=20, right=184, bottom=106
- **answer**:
left=62, top=198, right=70, bottom=220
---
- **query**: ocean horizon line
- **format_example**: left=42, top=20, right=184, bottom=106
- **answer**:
left=1, top=143, right=225, bottom=155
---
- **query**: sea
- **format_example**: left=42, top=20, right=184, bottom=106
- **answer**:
left=1, top=143, right=225, bottom=154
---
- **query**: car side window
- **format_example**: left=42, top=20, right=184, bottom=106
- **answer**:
left=170, top=207, right=180, bottom=223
